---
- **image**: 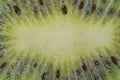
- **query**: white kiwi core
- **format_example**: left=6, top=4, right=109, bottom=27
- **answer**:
left=4, top=14, right=113, bottom=70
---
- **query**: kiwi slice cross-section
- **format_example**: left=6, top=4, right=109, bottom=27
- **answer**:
left=0, top=0, right=120, bottom=80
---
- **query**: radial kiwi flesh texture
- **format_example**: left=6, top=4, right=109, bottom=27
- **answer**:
left=0, top=0, right=120, bottom=80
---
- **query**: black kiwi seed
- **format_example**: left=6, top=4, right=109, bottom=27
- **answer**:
left=13, top=5, right=21, bottom=15
left=111, top=56, right=118, bottom=65
left=33, top=7, right=38, bottom=14
left=56, top=69, right=60, bottom=78
left=92, top=4, right=96, bottom=13
left=79, top=1, right=84, bottom=10
left=94, top=60, right=100, bottom=66
left=33, top=62, right=38, bottom=68
left=42, top=71, right=47, bottom=80
left=39, top=0, right=44, bottom=6
left=82, top=63, right=87, bottom=71
left=0, top=62, right=7, bottom=69
left=61, top=4, right=67, bottom=15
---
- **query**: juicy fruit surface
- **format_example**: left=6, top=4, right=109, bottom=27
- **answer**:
left=0, top=0, right=120, bottom=80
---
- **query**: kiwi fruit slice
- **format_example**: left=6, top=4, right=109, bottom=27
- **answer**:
left=0, top=0, right=120, bottom=80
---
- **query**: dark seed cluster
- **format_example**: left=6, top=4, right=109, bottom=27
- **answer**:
left=0, top=55, right=117, bottom=80
left=1, top=0, right=119, bottom=17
